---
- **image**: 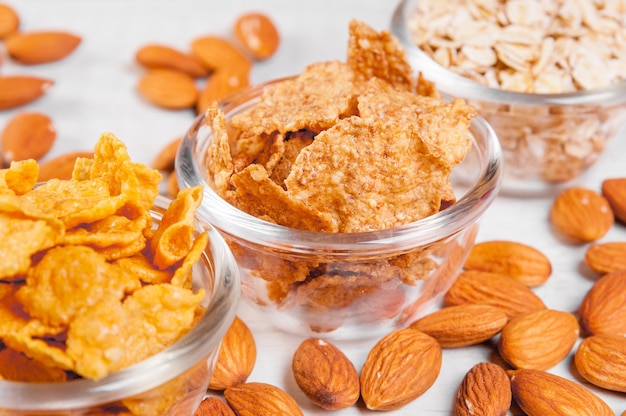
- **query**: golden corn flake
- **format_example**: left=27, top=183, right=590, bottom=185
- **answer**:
left=67, top=284, right=204, bottom=380
left=3, top=159, right=39, bottom=195
left=113, top=253, right=173, bottom=285
left=170, top=231, right=208, bottom=288
left=16, top=246, right=141, bottom=327
left=205, top=103, right=234, bottom=196
left=150, top=186, right=202, bottom=269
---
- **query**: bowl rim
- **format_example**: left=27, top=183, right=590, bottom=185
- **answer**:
left=391, top=0, right=626, bottom=107
left=0, top=195, right=240, bottom=410
left=176, top=78, right=503, bottom=255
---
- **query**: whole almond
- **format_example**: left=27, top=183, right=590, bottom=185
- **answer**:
left=455, top=362, right=511, bottom=416
left=292, top=338, right=359, bottom=410
left=0, top=3, right=19, bottom=38
left=5, top=30, right=81, bottom=64
left=137, top=69, right=198, bottom=110
left=208, top=316, right=256, bottom=391
left=575, top=333, right=626, bottom=393
left=579, top=270, right=626, bottom=337
left=602, top=177, right=626, bottom=223
left=224, top=382, right=303, bottom=416
left=463, top=240, right=551, bottom=287
left=194, top=396, right=235, bottom=416
left=0, top=75, right=53, bottom=110
left=444, top=270, right=546, bottom=319
left=410, top=303, right=508, bottom=348
left=135, top=44, right=207, bottom=78
left=37, top=150, right=93, bottom=181
left=196, top=69, right=249, bottom=114
left=509, top=369, right=614, bottom=416
left=360, top=328, right=442, bottom=411
left=191, top=35, right=252, bottom=74
left=550, top=187, right=614, bottom=243
left=233, top=12, right=280, bottom=60
left=1, top=111, right=56, bottom=163
left=585, top=241, right=626, bottom=275
left=498, top=309, right=579, bottom=370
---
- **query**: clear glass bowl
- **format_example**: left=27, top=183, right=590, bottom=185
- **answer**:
left=391, top=0, right=626, bottom=196
left=0, top=195, right=240, bottom=415
left=176, top=79, right=502, bottom=340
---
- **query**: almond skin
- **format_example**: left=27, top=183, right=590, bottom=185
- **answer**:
left=37, top=151, right=93, bottom=181
left=224, top=382, right=304, bottom=416
left=1, top=111, right=56, bottom=163
left=233, top=12, right=280, bottom=60
left=152, top=137, right=181, bottom=172
left=509, top=369, right=614, bottom=416
left=190, top=35, right=252, bottom=74
left=498, top=309, right=579, bottom=370
left=360, top=328, right=442, bottom=411
left=550, top=187, right=614, bottom=243
left=584, top=241, right=626, bottom=275
left=578, top=270, right=626, bottom=337
left=0, top=3, right=20, bottom=39
left=208, top=316, right=256, bottom=391
left=194, top=396, right=235, bottom=416
left=0, top=75, right=53, bottom=110
left=196, top=68, right=249, bottom=114
left=602, top=177, right=626, bottom=224
left=575, top=333, right=626, bottom=393
left=135, top=44, right=207, bottom=78
left=410, top=303, right=508, bottom=348
left=455, top=362, right=511, bottom=416
left=444, top=270, right=546, bottom=319
left=137, top=69, right=198, bottom=110
left=5, top=30, right=81, bottom=64
left=292, top=338, right=359, bottom=410
left=463, top=240, right=551, bottom=287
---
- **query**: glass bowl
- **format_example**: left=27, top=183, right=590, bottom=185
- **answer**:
left=0, top=195, right=240, bottom=415
left=391, top=0, right=626, bottom=196
left=176, top=79, right=502, bottom=340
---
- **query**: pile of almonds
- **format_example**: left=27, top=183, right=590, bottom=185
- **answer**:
left=133, top=12, right=280, bottom=197
left=195, top=177, right=626, bottom=415
left=0, top=3, right=83, bottom=175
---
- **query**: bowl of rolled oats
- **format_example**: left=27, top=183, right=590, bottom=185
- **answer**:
left=0, top=135, right=240, bottom=415
left=176, top=20, right=502, bottom=340
left=392, top=0, right=626, bottom=194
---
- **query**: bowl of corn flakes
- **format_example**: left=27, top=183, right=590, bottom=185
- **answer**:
left=177, top=20, right=502, bottom=340
left=0, top=134, right=239, bottom=415
left=392, top=0, right=626, bottom=195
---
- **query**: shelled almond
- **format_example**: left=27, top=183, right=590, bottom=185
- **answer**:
left=443, top=270, right=546, bottom=319
left=5, top=30, right=81, bottom=64
left=0, top=3, right=19, bottom=38
left=360, top=328, right=442, bottom=411
left=602, top=177, right=626, bottom=224
left=585, top=241, right=626, bottom=275
left=509, top=369, right=614, bottom=416
left=0, top=111, right=56, bottom=164
left=292, top=338, right=359, bottom=410
left=578, top=270, right=626, bottom=337
left=549, top=187, right=614, bottom=243
left=575, top=334, right=626, bottom=393
left=455, top=362, right=511, bottom=416
left=208, top=316, right=257, bottom=391
left=463, top=240, right=552, bottom=287
left=224, top=382, right=303, bottom=416
left=0, top=75, right=53, bottom=110
left=498, top=309, right=579, bottom=370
